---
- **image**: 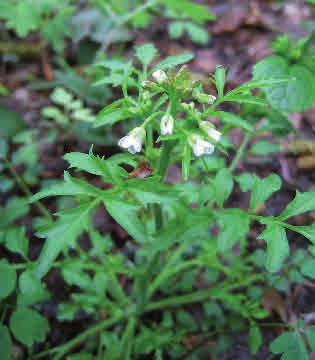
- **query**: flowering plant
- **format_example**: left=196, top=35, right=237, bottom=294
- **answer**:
left=27, top=44, right=315, bottom=359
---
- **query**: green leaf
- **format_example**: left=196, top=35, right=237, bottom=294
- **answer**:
left=227, top=77, right=291, bottom=97
left=212, top=168, right=233, bottom=207
left=250, top=140, right=280, bottom=155
left=305, top=326, right=315, bottom=352
left=300, top=258, right=315, bottom=279
left=217, top=209, right=250, bottom=252
left=215, top=66, right=226, bottom=98
left=185, top=22, right=209, bottom=45
left=258, top=223, right=289, bottom=273
left=0, top=325, right=12, bottom=360
left=279, top=190, right=315, bottom=220
left=34, top=201, right=99, bottom=278
left=0, top=105, right=26, bottom=139
left=94, top=108, right=131, bottom=127
left=0, top=138, right=8, bottom=159
left=103, top=199, right=147, bottom=243
left=63, top=151, right=128, bottom=184
left=30, top=172, right=103, bottom=202
left=253, top=55, right=315, bottom=112
left=153, top=53, right=194, bottom=71
left=248, top=323, right=262, bottom=355
left=4, top=227, right=28, bottom=258
left=168, top=21, right=185, bottom=39
left=2, top=2, right=39, bottom=37
left=0, top=260, right=16, bottom=300
left=18, top=270, right=50, bottom=306
left=250, top=174, right=282, bottom=211
left=159, top=0, right=215, bottom=24
left=126, top=178, right=178, bottom=205
left=214, top=111, right=253, bottom=132
left=270, top=331, right=308, bottom=360
left=10, top=308, right=49, bottom=348
left=135, top=43, right=157, bottom=67
left=182, top=142, right=191, bottom=180
left=1, top=197, right=29, bottom=226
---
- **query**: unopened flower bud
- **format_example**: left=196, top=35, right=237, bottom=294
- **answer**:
left=200, top=121, right=222, bottom=142
left=160, top=114, right=174, bottom=135
left=192, top=89, right=216, bottom=105
left=152, top=69, right=168, bottom=84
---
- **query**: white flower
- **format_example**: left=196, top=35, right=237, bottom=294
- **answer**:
left=200, top=121, right=222, bottom=142
left=152, top=69, right=168, bottom=84
left=160, top=114, right=174, bottom=135
left=118, top=127, right=145, bottom=154
left=189, top=134, right=214, bottom=157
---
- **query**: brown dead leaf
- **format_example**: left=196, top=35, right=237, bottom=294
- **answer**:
left=262, top=287, right=288, bottom=323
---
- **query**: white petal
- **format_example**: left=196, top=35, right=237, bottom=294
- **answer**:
left=207, top=128, right=221, bottom=142
left=152, top=70, right=167, bottom=84
left=118, top=135, right=133, bottom=149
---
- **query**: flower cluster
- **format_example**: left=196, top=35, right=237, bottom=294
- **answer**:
left=118, top=69, right=222, bottom=157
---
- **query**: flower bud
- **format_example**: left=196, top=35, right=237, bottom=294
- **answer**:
left=192, top=89, right=216, bottom=105
left=200, top=121, right=222, bottom=142
left=152, top=69, right=168, bottom=84
left=160, top=114, right=174, bottom=135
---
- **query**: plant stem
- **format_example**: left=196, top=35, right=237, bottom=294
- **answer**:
left=34, top=312, right=125, bottom=360
left=146, top=274, right=262, bottom=312
left=4, top=158, right=52, bottom=219
left=228, top=132, right=251, bottom=172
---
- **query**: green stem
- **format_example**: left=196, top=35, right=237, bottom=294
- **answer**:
left=4, top=158, right=52, bottom=219
left=33, top=312, right=125, bottom=360
left=228, top=132, right=251, bottom=172
left=146, top=274, right=262, bottom=312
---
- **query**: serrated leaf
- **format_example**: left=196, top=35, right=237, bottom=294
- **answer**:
left=10, top=308, right=49, bottom=348
left=258, top=223, right=289, bottom=273
left=34, top=201, right=99, bottom=278
left=212, top=168, right=233, bottom=207
left=135, top=43, right=157, bottom=67
left=63, top=152, right=128, bottom=184
left=18, top=270, right=50, bottom=306
left=103, top=199, right=147, bottom=243
left=0, top=325, right=12, bottom=360
left=253, top=55, right=315, bottom=112
left=250, top=174, right=282, bottom=211
left=217, top=209, right=250, bottom=252
left=0, top=260, right=16, bottom=300
left=153, top=53, right=194, bottom=71
left=4, top=227, right=28, bottom=258
left=279, top=190, right=315, bottom=220
left=214, top=111, right=253, bottom=132
left=30, top=172, right=103, bottom=202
